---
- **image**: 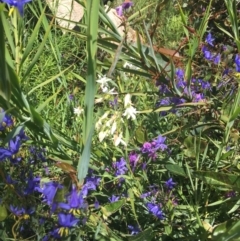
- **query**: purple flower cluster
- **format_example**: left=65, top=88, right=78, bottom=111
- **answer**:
left=141, top=135, right=167, bottom=160
left=113, top=157, right=128, bottom=177
left=202, top=33, right=221, bottom=64
left=116, top=0, right=133, bottom=17
left=146, top=202, right=164, bottom=219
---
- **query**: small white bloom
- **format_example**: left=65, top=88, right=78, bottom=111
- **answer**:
left=113, top=132, right=127, bottom=146
left=74, top=106, right=84, bottom=116
left=123, top=61, right=133, bottom=69
left=124, top=93, right=132, bottom=107
left=99, top=130, right=109, bottom=142
left=123, top=106, right=137, bottom=120
left=96, top=75, right=111, bottom=86
left=111, top=121, right=117, bottom=134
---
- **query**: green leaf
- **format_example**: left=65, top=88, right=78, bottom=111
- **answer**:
left=194, top=171, right=240, bottom=190
left=0, top=5, right=11, bottom=102
left=128, top=228, right=153, bottom=241
left=165, top=164, right=186, bottom=177
left=213, top=219, right=240, bottom=241
left=0, top=205, right=8, bottom=221
left=101, top=199, right=125, bottom=218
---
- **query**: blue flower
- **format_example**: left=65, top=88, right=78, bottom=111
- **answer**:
left=141, top=142, right=152, bottom=153
left=39, top=181, right=63, bottom=205
left=128, top=225, right=140, bottom=235
left=153, top=135, right=167, bottom=151
left=213, top=53, right=221, bottom=65
left=0, top=111, right=13, bottom=131
left=113, top=157, right=128, bottom=176
left=235, top=54, right=240, bottom=72
left=58, top=213, right=79, bottom=228
left=59, top=185, right=86, bottom=212
left=1, top=0, right=32, bottom=16
left=165, top=178, right=176, bottom=190
left=146, top=203, right=164, bottom=219
left=0, top=136, right=21, bottom=161
left=205, top=32, right=215, bottom=46
left=108, top=195, right=119, bottom=203
left=202, top=46, right=212, bottom=60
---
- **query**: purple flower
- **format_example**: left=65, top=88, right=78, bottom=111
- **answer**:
left=176, top=68, right=184, bottom=80
left=192, top=92, right=204, bottom=102
left=59, top=185, right=86, bottom=211
left=116, top=5, right=123, bottom=16
left=58, top=213, right=79, bottom=228
left=116, top=1, right=133, bottom=16
left=122, top=1, right=133, bottom=9
left=152, top=135, right=167, bottom=151
left=140, top=191, right=152, bottom=198
left=129, top=152, right=139, bottom=169
left=165, top=178, right=176, bottom=190
left=1, top=0, right=32, bottom=16
left=213, top=53, right=221, bottom=65
left=24, top=173, right=41, bottom=195
left=113, top=157, right=128, bottom=176
left=40, top=181, right=63, bottom=205
left=205, top=32, right=215, bottom=46
left=0, top=111, right=13, bottom=130
left=202, top=46, right=212, bottom=60
left=128, top=225, right=140, bottom=235
left=235, top=54, right=240, bottom=72
left=0, top=137, right=21, bottom=161
left=81, top=176, right=100, bottom=197
left=200, top=80, right=211, bottom=90
left=146, top=203, right=164, bottom=219
left=108, top=195, right=119, bottom=203
left=141, top=142, right=152, bottom=153
left=69, top=94, right=74, bottom=101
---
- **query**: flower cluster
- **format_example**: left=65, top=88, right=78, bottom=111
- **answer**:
left=116, top=0, right=133, bottom=17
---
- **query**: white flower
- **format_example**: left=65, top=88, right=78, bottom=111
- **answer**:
left=74, top=106, right=84, bottom=116
left=123, top=106, right=137, bottom=120
left=96, top=75, right=111, bottom=86
left=113, top=132, right=127, bottom=146
left=111, top=121, right=117, bottom=134
left=99, top=130, right=109, bottom=142
left=124, top=93, right=132, bottom=107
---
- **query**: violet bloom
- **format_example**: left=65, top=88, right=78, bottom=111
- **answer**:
left=59, top=185, right=86, bottom=211
left=129, top=152, right=139, bottom=168
left=205, top=32, right=215, bottom=46
left=213, top=53, right=221, bottom=65
left=200, top=80, right=211, bottom=90
left=81, top=176, right=101, bottom=197
left=165, top=178, right=176, bottom=190
left=146, top=203, right=164, bottom=219
left=235, top=54, right=240, bottom=72
left=152, top=135, right=167, bottom=151
left=113, top=157, right=128, bottom=176
left=0, top=136, right=21, bottom=161
left=116, top=5, right=123, bottom=16
left=1, top=0, right=32, bottom=16
left=40, top=181, right=63, bottom=205
left=141, top=142, right=152, bottom=153
left=24, top=173, right=41, bottom=195
left=202, top=46, right=212, bottom=60
left=0, top=111, right=13, bottom=130
left=58, top=213, right=79, bottom=228
left=176, top=68, right=184, bottom=80
left=128, top=225, right=140, bottom=235
left=108, top=195, right=119, bottom=203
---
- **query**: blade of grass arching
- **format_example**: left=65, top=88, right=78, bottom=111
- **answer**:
left=198, top=0, right=213, bottom=40
left=36, top=88, right=62, bottom=112
left=78, top=0, right=100, bottom=183
left=1, top=10, right=15, bottom=57
left=27, top=66, right=72, bottom=95
left=20, top=6, right=47, bottom=69
left=21, top=19, right=52, bottom=83
left=0, top=5, right=11, bottom=103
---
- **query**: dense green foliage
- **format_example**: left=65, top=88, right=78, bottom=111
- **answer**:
left=1, top=0, right=240, bottom=240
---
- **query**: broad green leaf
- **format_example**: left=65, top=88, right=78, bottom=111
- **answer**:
left=195, top=171, right=240, bottom=190
left=101, top=199, right=125, bottom=218
left=165, top=164, right=186, bottom=177
left=213, top=219, right=240, bottom=241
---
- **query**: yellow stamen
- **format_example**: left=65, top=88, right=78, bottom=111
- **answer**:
left=9, top=7, right=15, bottom=16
